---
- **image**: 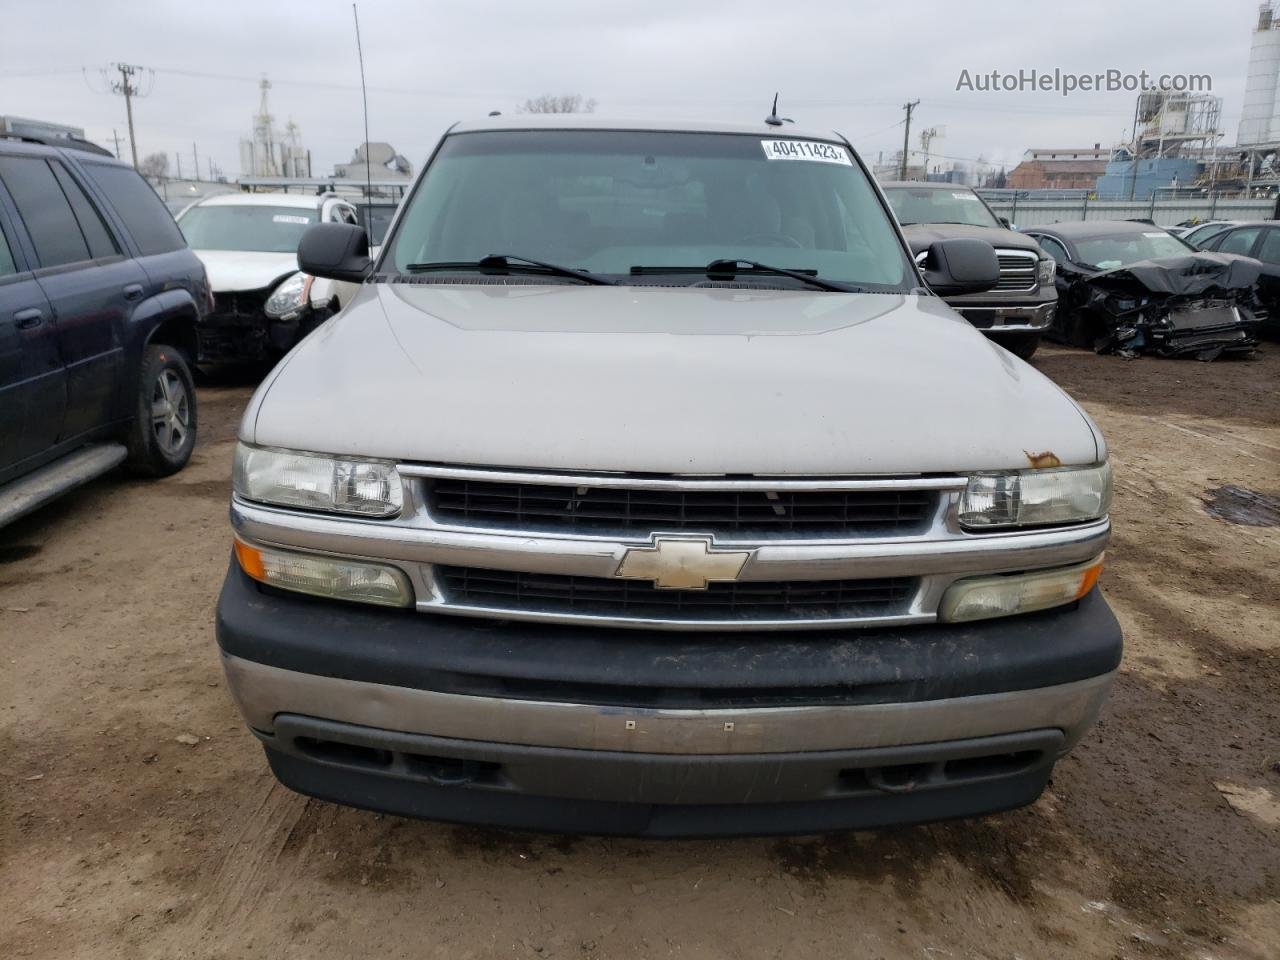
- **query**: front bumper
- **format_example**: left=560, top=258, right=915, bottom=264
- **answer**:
left=196, top=307, right=312, bottom=364
left=217, top=563, right=1121, bottom=836
left=954, top=301, right=1057, bottom=334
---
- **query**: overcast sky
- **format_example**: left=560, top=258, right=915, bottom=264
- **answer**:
left=1, top=0, right=1263, bottom=179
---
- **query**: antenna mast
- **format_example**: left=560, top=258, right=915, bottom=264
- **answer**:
left=353, top=3, right=374, bottom=227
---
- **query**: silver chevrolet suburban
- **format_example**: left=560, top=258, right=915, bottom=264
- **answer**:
left=217, top=116, right=1120, bottom=837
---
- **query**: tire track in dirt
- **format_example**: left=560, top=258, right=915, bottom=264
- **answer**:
left=143, top=784, right=313, bottom=959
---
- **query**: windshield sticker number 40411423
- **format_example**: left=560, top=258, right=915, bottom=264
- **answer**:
left=760, top=140, right=852, bottom=165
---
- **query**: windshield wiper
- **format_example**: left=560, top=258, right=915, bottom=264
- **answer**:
left=403, top=254, right=616, bottom=286
left=630, top=260, right=862, bottom=293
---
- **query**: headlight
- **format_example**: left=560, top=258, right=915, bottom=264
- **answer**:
left=959, top=462, right=1111, bottom=529
left=1037, top=258, right=1056, bottom=284
left=264, top=271, right=313, bottom=320
left=939, top=556, right=1103, bottom=622
left=234, top=538, right=413, bottom=607
left=233, top=443, right=403, bottom=517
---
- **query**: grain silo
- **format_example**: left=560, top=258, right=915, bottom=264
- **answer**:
left=1239, top=3, right=1280, bottom=147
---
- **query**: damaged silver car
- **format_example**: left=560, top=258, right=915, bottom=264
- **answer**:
left=1026, top=221, right=1262, bottom=360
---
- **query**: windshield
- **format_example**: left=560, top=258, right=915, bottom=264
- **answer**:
left=881, top=186, right=1000, bottom=228
left=177, top=205, right=317, bottom=253
left=358, top=205, right=398, bottom=246
left=384, top=130, right=910, bottom=290
left=1074, top=231, right=1193, bottom=270
left=1184, top=223, right=1231, bottom=248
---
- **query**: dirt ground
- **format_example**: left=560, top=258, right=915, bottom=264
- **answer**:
left=2, top=345, right=1278, bottom=960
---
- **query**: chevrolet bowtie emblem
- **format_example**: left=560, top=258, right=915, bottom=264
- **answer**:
left=615, top=537, right=752, bottom=590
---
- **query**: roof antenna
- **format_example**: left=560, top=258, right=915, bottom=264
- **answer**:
left=765, top=93, right=793, bottom=127
left=352, top=3, right=373, bottom=238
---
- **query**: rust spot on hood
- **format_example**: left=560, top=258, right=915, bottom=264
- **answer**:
left=1024, top=450, right=1063, bottom=469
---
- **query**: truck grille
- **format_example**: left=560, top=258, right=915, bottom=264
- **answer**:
left=426, top=479, right=936, bottom=537
left=993, top=250, right=1038, bottom=292
left=199, top=288, right=274, bottom=364
left=211, top=288, right=271, bottom=320
left=437, top=566, right=917, bottom=623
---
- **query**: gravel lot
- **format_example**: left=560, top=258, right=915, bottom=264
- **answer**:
left=3, top=345, right=1278, bottom=960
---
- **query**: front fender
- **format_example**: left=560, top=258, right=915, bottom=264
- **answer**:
left=310, top=276, right=363, bottom=311
left=128, top=287, right=201, bottom=363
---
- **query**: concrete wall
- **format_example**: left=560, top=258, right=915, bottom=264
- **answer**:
left=982, top=196, right=1276, bottom=228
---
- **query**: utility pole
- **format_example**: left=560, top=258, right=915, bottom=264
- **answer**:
left=110, top=128, right=122, bottom=159
left=900, top=100, right=920, bottom=180
left=919, top=127, right=940, bottom=178
left=107, top=63, right=149, bottom=169
left=192, top=143, right=199, bottom=183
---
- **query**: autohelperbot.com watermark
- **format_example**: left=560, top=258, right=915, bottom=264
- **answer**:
left=955, top=68, right=1212, bottom=97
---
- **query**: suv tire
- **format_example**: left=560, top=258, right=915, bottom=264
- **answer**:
left=1065, top=309, right=1104, bottom=349
left=1004, top=334, right=1040, bottom=361
left=126, top=344, right=198, bottom=477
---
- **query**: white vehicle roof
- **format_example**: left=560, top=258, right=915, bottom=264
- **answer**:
left=192, top=192, right=337, bottom=210
left=449, top=114, right=848, bottom=143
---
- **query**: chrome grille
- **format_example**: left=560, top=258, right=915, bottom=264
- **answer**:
left=993, top=249, right=1038, bottom=292
left=235, top=463, right=1112, bottom=631
left=437, top=566, right=917, bottom=623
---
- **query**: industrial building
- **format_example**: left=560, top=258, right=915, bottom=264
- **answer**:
left=1007, top=147, right=1110, bottom=190
left=238, top=76, right=310, bottom=178
left=1095, top=91, right=1222, bottom=198
left=332, top=141, right=413, bottom=182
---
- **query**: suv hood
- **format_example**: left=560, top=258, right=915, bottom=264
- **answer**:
left=900, top=223, right=1042, bottom=256
left=194, top=249, right=298, bottom=293
left=245, top=284, right=1100, bottom=475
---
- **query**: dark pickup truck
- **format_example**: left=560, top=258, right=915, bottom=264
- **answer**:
left=882, top=182, right=1057, bottom=359
left=0, top=136, right=207, bottom=526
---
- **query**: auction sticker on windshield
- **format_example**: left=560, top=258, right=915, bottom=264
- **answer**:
left=760, top=140, right=852, bottom=165
left=273, top=214, right=311, bottom=225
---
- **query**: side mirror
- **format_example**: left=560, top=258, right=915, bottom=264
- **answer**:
left=998, top=216, right=1012, bottom=229
left=297, top=222, right=373, bottom=283
left=919, top=238, right=1000, bottom=296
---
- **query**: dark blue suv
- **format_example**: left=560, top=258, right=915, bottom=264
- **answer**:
left=0, top=137, right=209, bottom=525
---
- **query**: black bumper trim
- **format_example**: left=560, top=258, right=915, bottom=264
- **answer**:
left=215, top=560, right=1122, bottom=710
left=261, top=715, right=1063, bottom=837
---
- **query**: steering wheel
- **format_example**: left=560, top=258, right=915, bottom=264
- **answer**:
left=740, top=232, right=804, bottom=249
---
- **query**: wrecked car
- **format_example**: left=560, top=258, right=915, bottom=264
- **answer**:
left=1196, top=220, right=1280, bottom=336
left=176, top=192, right=363, bottom=365
left=882, top=181, right=1056, bottom=360
left=1026, top=221, right=1261, bottom=359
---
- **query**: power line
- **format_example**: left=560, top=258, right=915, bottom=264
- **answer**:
left=0, top=67, right=86, bottom=79
left=906, top=147, right=1015, bottom=167
left=850, top=118, right=905, bottom=142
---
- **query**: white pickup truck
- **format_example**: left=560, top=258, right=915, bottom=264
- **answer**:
left=217, top=116, right=1120, bottom=837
